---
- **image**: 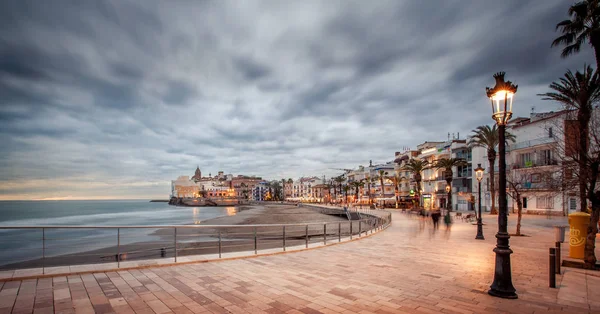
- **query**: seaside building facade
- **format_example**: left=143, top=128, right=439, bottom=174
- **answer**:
left=171, top=168, right=261, bottom=201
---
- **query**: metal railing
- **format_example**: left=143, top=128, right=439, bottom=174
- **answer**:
left=0, top=213, right=391, bottom=274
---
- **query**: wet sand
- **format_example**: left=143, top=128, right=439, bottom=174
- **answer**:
left=1, top=204, right=372, bottom=270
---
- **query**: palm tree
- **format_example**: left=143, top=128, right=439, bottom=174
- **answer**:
left=351, top=180, right=365, bottom=203
left=552, top=0, right=600, bottom=69
left=378, top=170, right=388, bottom=199
left=433, top=158, right=468, bottom=211
left=539, top=65, right=600, bottom=268
left=365, top=175, right=378, bottom=205
left=388, top=172, right=401, bottom=209
left=401, top=159, right=429, bottom=207
left=342, top=185, right=350, bottom=204
left=334, top=176, right=345, bottom=203
left=468, top=125, right=516, bottom=215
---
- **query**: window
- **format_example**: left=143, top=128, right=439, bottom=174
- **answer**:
left=540, top=149, right=553, bottom=165
left=531, top=173, right=541, bottom=183
left=569, top=198, right=577, bottom=211
left=523, top=197, right=527, bottom=209
left=549, top=127, right=553, bottom=138
left=537, top=195, right=554, bottom=209
left=519, top=153, right=532, bottom=167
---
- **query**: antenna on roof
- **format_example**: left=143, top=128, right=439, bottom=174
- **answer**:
left=448, top=132, right=450, bottom=141
left=531, top=106, right=535, bottom=114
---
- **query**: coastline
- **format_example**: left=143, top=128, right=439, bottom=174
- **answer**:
left=0, top=204, right=351, bottom=270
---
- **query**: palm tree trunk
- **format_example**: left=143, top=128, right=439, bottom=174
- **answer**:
left=592, top=34, right=600, bottom=71
left=489, top=156, right=498, bottom=215
left=380, top=177, right=385, bottom=198
left=578, top=113, right=590, bottom=213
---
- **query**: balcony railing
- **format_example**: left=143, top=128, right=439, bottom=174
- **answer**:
left=0, top=212, right=391, bottom=274
left=512, top=159, right=558, bottom=169
left=508, top=137, right=555, bottom=151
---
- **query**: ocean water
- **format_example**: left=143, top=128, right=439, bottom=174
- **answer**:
left=0, top=200, right=240, bottom=266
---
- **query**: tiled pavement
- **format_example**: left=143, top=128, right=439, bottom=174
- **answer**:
left=1, top=211, right=599, bottom=314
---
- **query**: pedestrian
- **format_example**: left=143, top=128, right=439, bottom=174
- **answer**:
left=432, top=209, right=441, bottom=229
left=444, top=210, right=452, bottom=230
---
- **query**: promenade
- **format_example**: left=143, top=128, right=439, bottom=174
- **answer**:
left=1, top=211, right=598, bottom=314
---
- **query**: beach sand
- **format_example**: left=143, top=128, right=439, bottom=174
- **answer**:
left=1, top=204, right=371, bottom=270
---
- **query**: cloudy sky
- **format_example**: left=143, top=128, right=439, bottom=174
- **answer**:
left=0, top=0, right=593, bottom=200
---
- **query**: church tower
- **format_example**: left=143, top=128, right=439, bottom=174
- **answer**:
left=192, top=166, right=202, bottom=182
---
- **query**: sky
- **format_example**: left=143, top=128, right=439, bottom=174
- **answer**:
left=0, top=0, right=594, bottom=200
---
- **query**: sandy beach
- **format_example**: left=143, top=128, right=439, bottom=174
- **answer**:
left=1, top=204, right=372, bottom=270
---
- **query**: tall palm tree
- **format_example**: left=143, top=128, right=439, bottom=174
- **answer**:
left=468, top=125, right=516, bottom=215
left=378, top=170, right=388, bottom=199
left=334, top=176, right=345, bottom=202
left=365, top=175, right=378, bottom=205
left=433, top=158, right=468, bottom=211
left=388, top=172, right=401, bottom=209
left=552, top=0, right=600, bottom=69
left=401, top=159, right=429, bottom=207
left=351, top=180, right=365, bottom=203
left=342, top=185, right=350, bottom=204
left=539, top=65, right=600, bottom=268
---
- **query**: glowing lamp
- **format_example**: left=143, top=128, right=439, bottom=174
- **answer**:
left=445, top=185, right=451, bottom=193
left=486, top=72, right=517, bottom=125
left=475, top=163, right=485, bottom=182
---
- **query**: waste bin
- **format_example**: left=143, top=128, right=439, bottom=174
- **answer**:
left=554, top=225, right=568, bottom=243
left=568, top=212, right=591, bottom=259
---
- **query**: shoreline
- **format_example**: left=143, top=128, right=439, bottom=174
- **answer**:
left=0, top=204, right=353, bottom=270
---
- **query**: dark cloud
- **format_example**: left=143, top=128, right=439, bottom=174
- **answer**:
left=0, top=0, right=594, bottom=199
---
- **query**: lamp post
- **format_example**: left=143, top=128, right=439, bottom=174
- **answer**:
left=445, top=184, right=451, bottom=210
left=486, top=72, right=518, bottom=299
left=475, top=163, right=485, bottom=240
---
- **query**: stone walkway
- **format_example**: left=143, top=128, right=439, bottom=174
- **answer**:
left=1, top=211, right=599, bottom=314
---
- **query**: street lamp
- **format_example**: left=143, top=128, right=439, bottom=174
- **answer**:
left=445, top=184, right=451, bottom=210
left=486, top=72, right=518, bottom=299
left=475, top=163, right=485, bottom=240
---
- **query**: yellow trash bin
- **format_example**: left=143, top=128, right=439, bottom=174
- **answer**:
left=568, top=212, right=591, bottom=259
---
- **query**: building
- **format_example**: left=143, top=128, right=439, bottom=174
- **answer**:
left=252, top=182, right=269, bottom=201
left=501, top=110, right=574, bottom=215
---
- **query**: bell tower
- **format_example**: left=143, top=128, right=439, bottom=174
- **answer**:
left=192, top=166, right=202, bottom=181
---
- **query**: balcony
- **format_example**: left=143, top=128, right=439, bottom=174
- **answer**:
left=520, top=182, right=553, bottom=190
left=512, top=159, right=558, bottom=170
left=508, top=137, right=555, bottom=151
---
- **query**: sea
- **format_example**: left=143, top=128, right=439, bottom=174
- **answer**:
left=0, top=200, right=240, bottom=267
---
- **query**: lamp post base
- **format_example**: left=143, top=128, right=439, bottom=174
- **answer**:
left=475, top=218, right=485, bottom=240
left=488, top=233, right=517, bottom=299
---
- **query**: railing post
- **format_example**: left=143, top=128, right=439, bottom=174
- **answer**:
left=254, top=227, right=257, bottom=254
left=117, top=228, right=120, bottom=268
left=283, top=226, right=286, bottom=252
left=218, top=229, right=222, bottom=258
left=305, top=225, right=308, bottom=248
left=359, top=221, right=362, bottom=237
left=549, top=248, right=556, bottom=288
left=324, top=224, right=327, bottom=245
left=174, top=227, right=178, bottom=263
left=338, top=222, right=341, bottom=242
left=42, top=228, right=45, bottom=275
left=350, top=221, right=353, bottom=240
left=555, top=242, right=561, bottom=274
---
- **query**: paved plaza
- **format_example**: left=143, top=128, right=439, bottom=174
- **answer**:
left=1, top=211, right=599, bottom=314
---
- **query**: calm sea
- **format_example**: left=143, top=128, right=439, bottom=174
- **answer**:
left=0, top=200, right=240, bottom=266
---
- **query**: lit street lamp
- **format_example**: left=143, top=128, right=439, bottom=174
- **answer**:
left=445, top=184, right=451, bottom=210
left=475, top=163, right=485, bottom=240
left=486, top=72, right=518, bottom=299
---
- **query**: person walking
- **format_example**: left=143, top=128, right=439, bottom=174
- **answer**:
left=443, top=210, right=452, bottom=231
left=431, top=209, right=441, bottom=229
